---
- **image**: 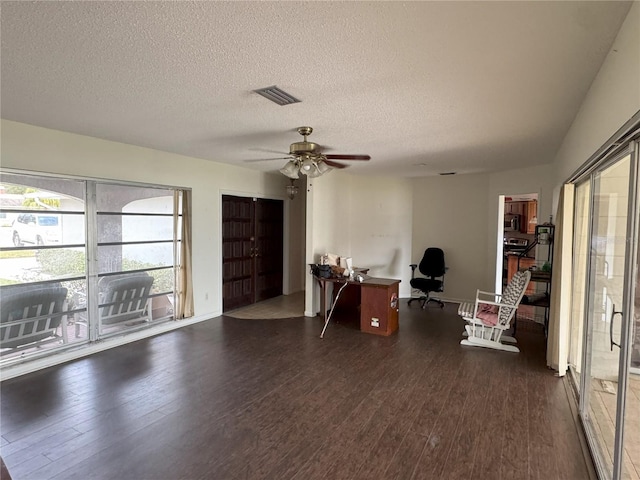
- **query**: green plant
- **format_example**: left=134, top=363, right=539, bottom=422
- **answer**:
left=122, top=258, right=174, bottom=293
left=36, top=250, right=174, bottom=292
left=37, top=249, right=86, bottom=276
left=22, top=188, right=61, bottom=209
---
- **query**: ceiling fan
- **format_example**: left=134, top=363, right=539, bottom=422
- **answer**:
left=254, top=126, right=370, bottom=179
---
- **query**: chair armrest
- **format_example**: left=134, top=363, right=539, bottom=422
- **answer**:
left=474, top=298, right=506, bottom=308
left=476, top=289, right=502, bottom=301
left=410, top=264, right=417, bottom=278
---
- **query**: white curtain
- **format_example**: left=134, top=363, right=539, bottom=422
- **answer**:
left=175, top=190, right=194, bottom=319
left=546, top=183, right=575, bottom=374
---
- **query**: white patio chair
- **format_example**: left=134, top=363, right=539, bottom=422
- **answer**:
left=0, top=283, right=69, bottom=355
left=458, top=270, right=531, bottom=353
left=74, top=272, right=154, bottom=337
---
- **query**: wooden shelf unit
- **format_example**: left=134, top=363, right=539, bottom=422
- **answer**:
left=516, top=224, right=554, bottom=332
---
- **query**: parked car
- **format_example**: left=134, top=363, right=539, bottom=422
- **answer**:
left=12, top=213, right=61, bottom=246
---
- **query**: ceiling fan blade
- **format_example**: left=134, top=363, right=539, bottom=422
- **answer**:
left=323, top=159, right=348, bottom=169
left=249, top=148, right=290, bottom=155
left=324, top=154, right=371, bottom=161
left=244, top=157, right=292, bottom=163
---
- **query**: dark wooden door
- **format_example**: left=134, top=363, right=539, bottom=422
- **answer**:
left=222, top=196, right=283, bottom=312
left=255, top=198, right=283, bottom=302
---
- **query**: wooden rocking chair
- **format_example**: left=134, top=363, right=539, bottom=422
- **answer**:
left=458, top=270, right=531, bottom=353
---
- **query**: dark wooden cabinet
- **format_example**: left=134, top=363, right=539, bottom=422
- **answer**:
left=360, top=280, right=400, bottom=336
left=505, top=201, right=525, bottom=216
left=508, top=255, right=535, bottom=293
left=525, top=200, right=538, bottom=234
left=506, top=201, right=535, bottom=233
left=317, top=277, right=400, bottom=337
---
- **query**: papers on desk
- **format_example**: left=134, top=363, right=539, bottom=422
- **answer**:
left=340, top=256, right=353, bottom=272
left=322, top=253, right=340, bottom=266
left=321, top=253, right=353, bottom=278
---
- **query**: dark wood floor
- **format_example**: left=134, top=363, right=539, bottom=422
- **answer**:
left=1, top=302, right=591, bottom=480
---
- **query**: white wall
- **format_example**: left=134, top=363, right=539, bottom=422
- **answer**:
left=304, top=171, right=413, bottom=315
left=411, top=164, right=555, bottom=302
left=554, top=2, right=640, bottom=183
left=348, top=176, right=412, bottom=282
left=0, top=119, right=303, bottom=319
left=411, top=173, right=489, bottom=302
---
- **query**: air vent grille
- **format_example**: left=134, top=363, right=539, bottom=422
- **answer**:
left=253, top=86, right=301, bottom=106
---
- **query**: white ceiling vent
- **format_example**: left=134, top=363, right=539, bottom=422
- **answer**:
left=253, top=86, right=300, bottom=106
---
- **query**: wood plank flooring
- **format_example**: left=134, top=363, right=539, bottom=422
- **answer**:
left=0, top=302, right=592, bottom=480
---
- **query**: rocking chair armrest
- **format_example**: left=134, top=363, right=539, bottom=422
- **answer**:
left=475, top=289, right=503, bottom=301
left=474, top=298, right=517, bottom=309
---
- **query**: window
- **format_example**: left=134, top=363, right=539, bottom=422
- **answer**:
left=0, top=172, right=189, bottom=363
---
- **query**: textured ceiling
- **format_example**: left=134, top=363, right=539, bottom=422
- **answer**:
left=0, top=1, right=633, bottom=177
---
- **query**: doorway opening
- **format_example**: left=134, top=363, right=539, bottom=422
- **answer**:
left=496, top=193, right=539, bottom=326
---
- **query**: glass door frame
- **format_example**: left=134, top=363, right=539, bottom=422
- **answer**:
left=575, top=142, right=638, bottom=480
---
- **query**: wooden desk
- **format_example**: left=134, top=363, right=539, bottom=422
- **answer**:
left=315, top=276, right=400, bottom=336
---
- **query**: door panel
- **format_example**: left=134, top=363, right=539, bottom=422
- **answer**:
left=580, top=153, right=635, bottom=480
left=222, top=196, right=283, bottom=311
left=222, top=196, right=254, bottom=311
left=255, top=198, right=283, bottom=302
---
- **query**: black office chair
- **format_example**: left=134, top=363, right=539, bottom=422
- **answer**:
left=408, top=247, right=446, bottom=308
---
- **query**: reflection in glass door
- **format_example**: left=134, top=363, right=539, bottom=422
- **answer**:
left=575, top=151, right=639, bottom=480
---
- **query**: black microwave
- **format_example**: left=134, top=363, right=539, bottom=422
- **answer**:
left=504, top=214, right=520, bottom=232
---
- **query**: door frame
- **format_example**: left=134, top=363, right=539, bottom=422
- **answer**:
left=572, top=143, right=639, bottom=480
left=219, top=190, right=290, bottom=312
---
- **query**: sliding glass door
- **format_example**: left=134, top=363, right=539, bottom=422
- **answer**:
left=570, top=145, right=639, bottom=480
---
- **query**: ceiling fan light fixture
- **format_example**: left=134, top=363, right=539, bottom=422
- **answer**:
left=270, top=126, right=370, bottom=179
left=316, top=160, right=332, bottom=175
left=279, top=161, right=299, bottom=179
left=300, top=156, right=315, bottom=173
left=306, top=164, right=323, bottom=178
